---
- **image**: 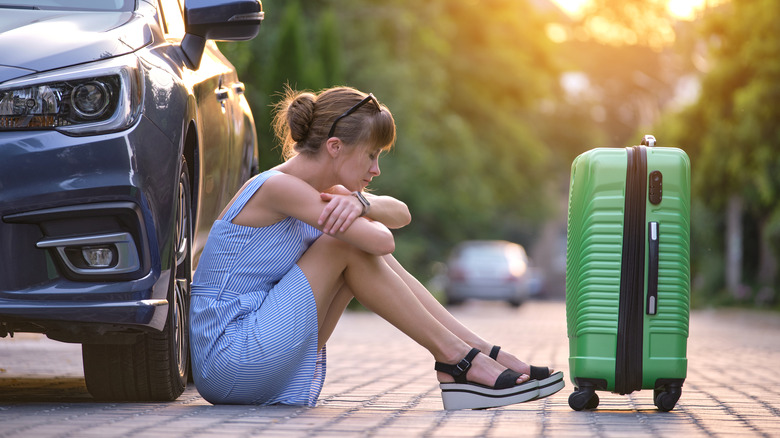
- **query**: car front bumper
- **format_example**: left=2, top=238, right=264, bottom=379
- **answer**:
left=0, top=118, right=178, bottom=342
left=445, top=281, right=529, bottom=303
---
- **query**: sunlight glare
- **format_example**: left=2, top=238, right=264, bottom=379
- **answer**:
left=551, top=0, right=716, bottom=21
left=551, top=0, right=591, bottom=17
left=667, top=0, right=707, bottom=20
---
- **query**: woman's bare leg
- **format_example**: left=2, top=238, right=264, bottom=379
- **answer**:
left=382, top=254, right=552, bottom=376
left=317, top=282, right=352, bottom=350
left=296, top=234, right=523, bottom=387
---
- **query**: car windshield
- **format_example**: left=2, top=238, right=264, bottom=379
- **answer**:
left=454, top=243, right=528, bottom=275
left=461, top=248, right=508, bottom=264
left=0, top=0, right=134, bottom=11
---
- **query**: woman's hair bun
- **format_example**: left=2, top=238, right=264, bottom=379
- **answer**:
left=287, top=92, right=316, bottom=143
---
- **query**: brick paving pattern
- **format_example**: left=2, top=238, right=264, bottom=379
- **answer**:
left=1, top=300, right=779, bottom=437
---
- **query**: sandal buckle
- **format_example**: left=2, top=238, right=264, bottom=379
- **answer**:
left=454, top=358, right=471, bottom=375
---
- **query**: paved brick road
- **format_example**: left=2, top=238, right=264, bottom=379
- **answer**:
left=1, top=300, right=779, bottom=437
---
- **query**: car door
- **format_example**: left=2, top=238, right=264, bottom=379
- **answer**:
left=204, top=45, right=251, bottom=201
left=190, top=47, right=238, bottom=245
left=157, top=0, right=235, bottom=248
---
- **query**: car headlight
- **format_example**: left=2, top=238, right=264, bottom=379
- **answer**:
left=0, top=54, right=144, bottom=136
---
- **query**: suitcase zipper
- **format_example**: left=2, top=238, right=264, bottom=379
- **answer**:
left=615, top=146, right=647, bottom=395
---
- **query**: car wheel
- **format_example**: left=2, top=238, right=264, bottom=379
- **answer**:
left=82, top=157, right=192, bottom=401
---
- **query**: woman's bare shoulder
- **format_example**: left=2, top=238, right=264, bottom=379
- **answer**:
left=228, top=172, right=314, bottom=227
left=261, top=171, right=316, bottom=197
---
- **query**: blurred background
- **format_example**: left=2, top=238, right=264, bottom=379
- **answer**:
left=218, top=0, right=779, bottom=310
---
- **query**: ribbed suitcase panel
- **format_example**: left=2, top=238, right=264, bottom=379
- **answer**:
left=566, top=148, right=627, bottom=390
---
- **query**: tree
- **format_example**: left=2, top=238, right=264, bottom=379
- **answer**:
left=315, top=10, right=344, bottom=87
left=548, top=0, right=700, bottom=157
left=662, top=0, right=780, bottom=306
left=334, top=0, right=561, bottom=271
left=220, top=1, right=343, bottom=170
left=577, top=0, right=675, bottom=50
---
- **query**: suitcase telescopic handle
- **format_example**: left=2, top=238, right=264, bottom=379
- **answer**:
left=647, top=222, right=660, bottom=315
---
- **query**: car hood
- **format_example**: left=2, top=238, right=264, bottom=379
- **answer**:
left=0, top=9, right=152, bottom=83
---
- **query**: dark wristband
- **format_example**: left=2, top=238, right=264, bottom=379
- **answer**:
left=351, top=191, right=370, bottom=216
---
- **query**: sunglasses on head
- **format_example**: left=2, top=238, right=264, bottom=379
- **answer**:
left=328, top=93, right=380, bottom=138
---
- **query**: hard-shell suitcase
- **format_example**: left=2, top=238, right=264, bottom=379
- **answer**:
left=565, top=135, right=690, bottom=411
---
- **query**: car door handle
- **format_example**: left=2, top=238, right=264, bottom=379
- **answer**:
left=232, top=82, right=245, bottom=95
left=215, top=87, right=229, bottom=102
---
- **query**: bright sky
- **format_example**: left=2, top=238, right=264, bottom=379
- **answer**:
left=551, top=0, right=710, bottom=20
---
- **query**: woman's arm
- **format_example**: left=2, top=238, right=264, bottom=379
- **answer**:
left=363, top=193, right=411, bottom=229
left=237, top=173, right=395, bottom=255
left=319, top=188, right=411, bottom=231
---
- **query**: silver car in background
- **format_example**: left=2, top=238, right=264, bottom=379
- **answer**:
left=444, top=240, right=532, bottom=307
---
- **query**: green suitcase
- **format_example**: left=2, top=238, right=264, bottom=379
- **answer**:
left=565, top=135, right=691, bottom=411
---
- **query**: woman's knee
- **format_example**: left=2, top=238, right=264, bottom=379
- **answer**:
left=300, top=235, right=386, bottom=290
left=299, top=234, right=366, bottom=278
left=309, top=233, right=355, bottom=257
left=310, top=234, right=374, bottom=263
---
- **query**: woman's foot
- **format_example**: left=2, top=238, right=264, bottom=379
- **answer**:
left=488, top=345, right=555, bottom=377
left=487, top=345, right=565, bottom=399
left=435, top=348, right=539, bottom=410
left=436, top=349, right=530, bottom=387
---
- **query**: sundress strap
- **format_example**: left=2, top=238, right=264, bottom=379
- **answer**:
left=221, top=170, right=281, bottom=222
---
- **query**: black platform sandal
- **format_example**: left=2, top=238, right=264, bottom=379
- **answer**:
left=436, top=348, right=539, bottom=410
left=489, top=345, right=565, bottom=399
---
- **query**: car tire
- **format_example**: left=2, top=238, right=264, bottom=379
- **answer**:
left=82, top=156, right=192, bottom=401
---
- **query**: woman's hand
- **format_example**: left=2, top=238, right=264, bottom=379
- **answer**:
left=317, top=184, right=411, bottom=233
left=318, top=188, right=364, bottom=234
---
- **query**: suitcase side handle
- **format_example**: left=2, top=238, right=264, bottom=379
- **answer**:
left=647, top=221, right=660, bottom=315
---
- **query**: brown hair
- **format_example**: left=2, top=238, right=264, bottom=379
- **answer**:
left=273, top=86, right=396, bottom=160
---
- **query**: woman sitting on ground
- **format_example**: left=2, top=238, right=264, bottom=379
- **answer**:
left=189, top=86, right=563, bottom=410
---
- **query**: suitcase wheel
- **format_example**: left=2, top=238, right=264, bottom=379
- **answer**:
left=654, top=387, right=681, bottom=412
left=568, top=387, right=599, bottom=411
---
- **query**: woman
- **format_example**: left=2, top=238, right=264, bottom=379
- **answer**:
left=189, top=86, right=563, bottom=409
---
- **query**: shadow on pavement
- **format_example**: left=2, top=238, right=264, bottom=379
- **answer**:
left=0, top=377, right=92, bottom=403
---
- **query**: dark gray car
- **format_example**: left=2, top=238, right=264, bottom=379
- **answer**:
left=0, top=0, right=263, bottom=401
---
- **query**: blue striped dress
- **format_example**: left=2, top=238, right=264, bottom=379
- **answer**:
left=189, top=170, right=325, bottom=406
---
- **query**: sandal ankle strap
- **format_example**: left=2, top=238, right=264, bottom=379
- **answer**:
left=434, top=348, right=480, bottom=383
left=489, top=345, right=501, bottom=360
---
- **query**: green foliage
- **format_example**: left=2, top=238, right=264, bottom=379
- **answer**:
left=696, top=0, right=780, bottom=210
left=660, top=0, right=780, bottom=308
left=314, top=9, right=344, bottom=86
left=578, top=0, right=675, bottom=49
left=219, top=0, right=338, bottom=171
left=338, top=0, right=561, bottom=271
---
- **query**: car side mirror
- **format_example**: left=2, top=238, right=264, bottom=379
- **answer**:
left=181, top=0, right=264, bottom=69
